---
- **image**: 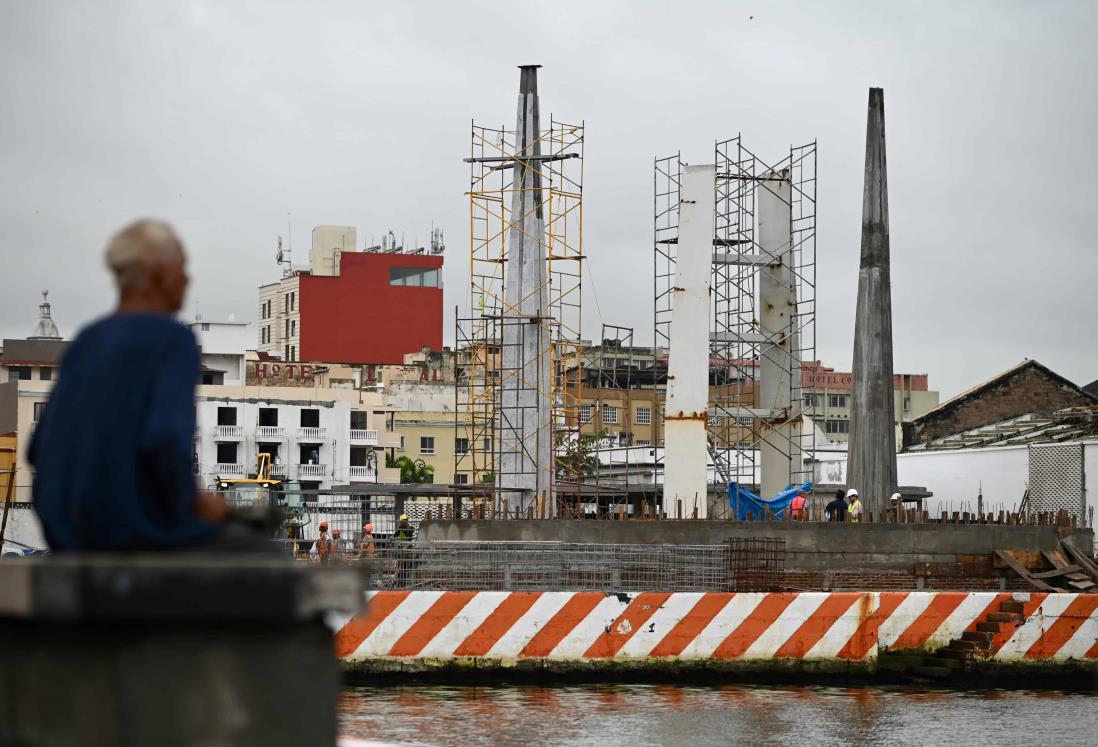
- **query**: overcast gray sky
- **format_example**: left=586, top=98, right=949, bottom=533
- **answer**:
left=2, top=0, right=1095, bottom=398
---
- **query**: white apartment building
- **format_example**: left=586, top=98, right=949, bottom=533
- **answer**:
left=188, top=315, right=252, bottom=385
left=194, top=383, right=400, bottom=491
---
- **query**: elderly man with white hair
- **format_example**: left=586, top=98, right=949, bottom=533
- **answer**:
left=29, top=219, right=231, bottom=550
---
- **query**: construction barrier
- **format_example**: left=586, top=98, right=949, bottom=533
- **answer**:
left=335, top=591, right=1098, bottom=667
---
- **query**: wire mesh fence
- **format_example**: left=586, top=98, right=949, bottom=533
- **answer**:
left=726, top=537, right=786, bottom=592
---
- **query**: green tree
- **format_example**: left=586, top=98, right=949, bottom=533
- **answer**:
left=385, top=454, right=435, bottom=484
left=556, top=429, right=607, bottom=479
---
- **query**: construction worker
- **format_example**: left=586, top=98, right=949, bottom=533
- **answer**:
left=890, top=492, right=903, bottom=522
left=789, top=492, right=807, bottom=521
left=395, top=514, right=413, bottom=544
left=846, top=489, right=864, bottom=523
left=331, top=527, right=346, bottom=560
left=317, top=521, right=333, bottom=564
left=358, top=523, right=376, bottom=559
left=824, top=490, right=847, bottom=522
left=395, top=514, right=413, bottom=586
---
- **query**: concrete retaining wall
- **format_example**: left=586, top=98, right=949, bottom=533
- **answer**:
left=416, top=520, right=1093, bottom=573
left=337, top=590, right=1098, bottom=677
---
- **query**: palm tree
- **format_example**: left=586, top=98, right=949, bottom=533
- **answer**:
left=385, top=454, right=435, bottom=484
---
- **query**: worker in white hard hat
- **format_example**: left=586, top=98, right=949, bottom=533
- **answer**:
left=890, top=492, right=902, bottom=521
left=846, top=489, right=864, bottom=523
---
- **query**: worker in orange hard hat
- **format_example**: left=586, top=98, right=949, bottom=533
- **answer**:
left=316, top=521, right=333, bottom=564
left=358, top=523, right=376, bottom=559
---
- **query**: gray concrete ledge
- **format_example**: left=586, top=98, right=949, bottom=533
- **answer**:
left=0, top=554, right=364, bottom=623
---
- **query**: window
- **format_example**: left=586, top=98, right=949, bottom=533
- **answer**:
left=455, top=437, right=469, bottom=455
left=482, top=437, right=491, bottom=453
left=300, top=409, right=320, bottom=427
left=420, top=436, right=435, bottom=455
left=350, top=411, right=369, bottom=429
left=454, top=473, right=469, bottom=485
left=635, top=406, right=651, bottom=425
left=285, top=319, right=291, bottom=337
left=580, top=405, right=593, bottom=423
left=737, top=416, right=753, bottom=426
left=389, top=267, right=441, bottom=287
left=638, top=439, right=651, bottom=447
left=825, top=419, right=850, bottom=434
left=299, top=443, right=321, bottom=464
left=39, top=367, right=52, bottom=381
left=617, top=432, right=630, bottom=447
left=828, top=394, right=849, bottom=409
left=349, top=446, right=372, bottom=467
left=601, top=404, right=618, bottom=425
left=9, top=366, right=32, bottom=381
left=903, top=397, right=911, bottom=413
left=217, top=407, right=237, bottom=426
left=259, top=408, right=278, bottom=426
left=290, top=319, right=296, bottom=338
left=290, top=291, right=296, bottom=311
left=804, top=394, right=817, bottom=407
left=290, top=346, right=296, bottom=361
left=33, top=402, right=45, bottom=422
left=708, top=414, right=719, bottom=427
left=201, top=323, right=210, bottom=332
left=216, top=442, right=238, bottom=464
left=399, top=436, right=405, bottom=451
left=284, top=294, right=290, bottom=313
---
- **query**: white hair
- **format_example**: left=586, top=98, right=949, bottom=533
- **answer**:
left=104, top=219, right=182, bottom=292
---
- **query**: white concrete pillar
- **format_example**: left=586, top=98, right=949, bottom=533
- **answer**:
left=663, top=164, right=715, bottom=518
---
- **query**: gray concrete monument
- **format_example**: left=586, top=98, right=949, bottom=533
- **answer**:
left=848, top=87, right=898, bottom=516
left=499, top=65, right=552, bottom=514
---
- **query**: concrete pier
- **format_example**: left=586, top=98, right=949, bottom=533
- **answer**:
left=0, top=556, right=364, bottom=747
left=849, top=87, right=898, bottom=515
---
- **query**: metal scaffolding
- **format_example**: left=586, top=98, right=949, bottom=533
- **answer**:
left=456, top=73, right=584, bottom=517
left=654, top=138, right=816, bottom=506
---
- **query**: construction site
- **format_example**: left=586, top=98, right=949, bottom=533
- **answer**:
left=319, top=65, right=1098, bottom=684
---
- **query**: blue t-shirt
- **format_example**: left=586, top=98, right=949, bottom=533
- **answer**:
left=29, top=313, right=218, bottom=550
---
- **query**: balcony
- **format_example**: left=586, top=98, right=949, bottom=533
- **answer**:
left=256, top=426, right=285, bottom=441
left=349, top=429, right=379, bottom=445
left=297, top=463, right=328, bottom=478
left=297, top=427, right=327, bottom=442
left=348, top=466, right=377, bottom=482
left=214, top=463, right=245, bottom=477
left=269, top=463, right=287, bottom=478
left=213, top=425, right=243, bottom=440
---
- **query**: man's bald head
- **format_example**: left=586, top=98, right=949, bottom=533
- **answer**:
left=105, top=219, right=190, bottom=314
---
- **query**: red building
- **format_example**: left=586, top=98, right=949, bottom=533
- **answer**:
left=258, top=234, right=443, bottom=365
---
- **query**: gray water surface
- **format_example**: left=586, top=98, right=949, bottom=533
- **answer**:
left=339, top=683, right=1096, bottom=746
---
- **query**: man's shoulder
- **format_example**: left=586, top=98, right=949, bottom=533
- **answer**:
left=75, top=314, right=196, bottom=351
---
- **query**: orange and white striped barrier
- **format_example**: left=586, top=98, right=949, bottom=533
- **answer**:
left=334, top=591, right=1098, bottom=665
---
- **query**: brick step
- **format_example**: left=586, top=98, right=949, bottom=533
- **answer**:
left=914, top=665, right=953, bottom=679
left=936, top=648, right=975, bottom=661
left=976, top=621, right=1007, bottom=633
left=987, top=612, right=1023, bottom=623
left=962, top=631, right=995, bottom=644
left=1000, top=600, right=1025, bottom=614
left=949, top=639, right=983, bottom=651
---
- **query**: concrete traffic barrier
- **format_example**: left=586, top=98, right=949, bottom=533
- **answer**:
left=337, top=591, right=1098, bottom=679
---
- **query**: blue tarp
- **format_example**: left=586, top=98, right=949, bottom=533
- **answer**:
left=728, top=481, right=813, bottom=521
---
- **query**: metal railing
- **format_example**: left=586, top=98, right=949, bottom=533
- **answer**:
left=346, top=541, right=734, bottom=592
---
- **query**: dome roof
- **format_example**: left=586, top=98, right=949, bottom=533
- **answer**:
left=29, top=289, right=60, bottom=340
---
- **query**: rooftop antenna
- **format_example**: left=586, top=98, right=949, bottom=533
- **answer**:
left=275, top=235, right=292, bottom=278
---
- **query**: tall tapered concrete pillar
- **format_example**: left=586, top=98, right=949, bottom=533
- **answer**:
left=499, top=65, right=552, bottom=515
left=848, top=87, right=898, bottom=516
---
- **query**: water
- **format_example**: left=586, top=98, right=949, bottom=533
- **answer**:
left=339, top=683, right=1096, bottom=746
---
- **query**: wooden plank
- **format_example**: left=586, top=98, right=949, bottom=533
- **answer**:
left=1060, top=542, right=1098, bottom=580
left=995, top=550, right=1057, bottom=592
left=1030, top=564, right=1082, bottom=579
left=1067, top=579, right=1096, bottom=591
left=1042, top=549, right=1073, bottom=570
